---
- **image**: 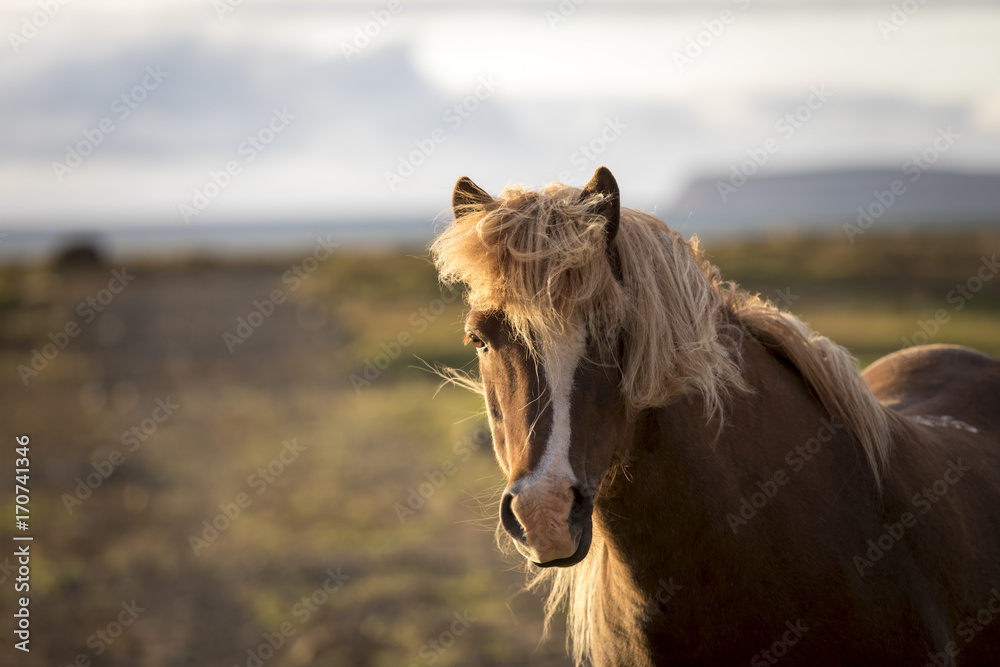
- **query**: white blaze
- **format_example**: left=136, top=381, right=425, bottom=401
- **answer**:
left=513, top=329, right=584, bottom=492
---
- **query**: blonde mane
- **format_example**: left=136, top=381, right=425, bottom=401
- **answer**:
left=432, top=182, right=749, bottom=423
left=432, top=178, right=897, bottom=665
left=432, top=181, right=892, bottom=479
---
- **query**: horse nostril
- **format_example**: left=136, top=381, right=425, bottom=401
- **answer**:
left=571, top=487, right=583, bottom=516
left=500, top=492, right=526, bottom=543
left=569, top=486, right=592, bottom=523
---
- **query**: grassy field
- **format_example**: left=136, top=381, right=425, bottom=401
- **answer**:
left=0, top=228, right=997, bottom=666
left=704, top=229, right=1000, bottom=364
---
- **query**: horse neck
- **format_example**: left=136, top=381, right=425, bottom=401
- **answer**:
left=595, top=332, right=871, bottom=605
left=560, top=333, right=891, bottom=664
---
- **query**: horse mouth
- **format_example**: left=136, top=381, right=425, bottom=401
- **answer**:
left=529, top=516, right=593, bottom=568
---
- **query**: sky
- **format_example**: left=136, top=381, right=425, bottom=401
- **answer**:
left=1, top=0, right=999, bottom=230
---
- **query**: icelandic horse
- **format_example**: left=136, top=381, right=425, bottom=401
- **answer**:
left=430, top=167, right=1000, bottom=666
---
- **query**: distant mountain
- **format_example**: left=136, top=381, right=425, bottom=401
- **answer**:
left=664, top=169, right=1000, bottom=234
left=0, top=220, right=436, bottom=266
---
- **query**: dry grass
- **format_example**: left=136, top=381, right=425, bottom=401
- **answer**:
left=0, top=228, right=996, bottom=665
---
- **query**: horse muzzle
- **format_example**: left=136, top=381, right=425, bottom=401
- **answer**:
left=500, top=479, right=594, bottom=567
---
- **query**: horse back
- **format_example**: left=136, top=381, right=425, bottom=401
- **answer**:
left=864, top=344, right=1000, bottom=438
left=862, top=345, right=1000, bottom=661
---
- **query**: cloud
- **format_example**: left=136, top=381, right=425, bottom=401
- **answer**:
left=0, top=3, right=998, bottom=227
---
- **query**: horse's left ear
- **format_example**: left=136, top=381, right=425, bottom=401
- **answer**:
left=580, top=166, right=620, bottom=248
left=452, top=176, right=494, bottom=219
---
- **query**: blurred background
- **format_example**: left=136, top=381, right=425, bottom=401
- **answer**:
left=0, top=1, right=998, bottom=665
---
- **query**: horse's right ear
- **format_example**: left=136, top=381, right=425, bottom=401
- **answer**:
left=452, top=177, right=494, bottom=218
left=579, top=166, right=620, bottom=247
left=580, top=166, right=622, bottom=278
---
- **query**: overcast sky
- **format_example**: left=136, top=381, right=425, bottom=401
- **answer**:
left=1, top=0, right=998, bottom=230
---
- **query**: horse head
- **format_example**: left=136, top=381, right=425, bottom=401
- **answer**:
left=449, top=168, right=628, bottom=567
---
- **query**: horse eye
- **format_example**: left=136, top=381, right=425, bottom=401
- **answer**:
left=465, top=333, right=488, bottom=351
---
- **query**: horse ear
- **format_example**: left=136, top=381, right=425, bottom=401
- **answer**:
left=452, top=177, right=494, bottom=218
left=580, top=166, right=620, bottom=247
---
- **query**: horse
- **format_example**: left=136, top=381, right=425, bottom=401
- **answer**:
left=429, top=166, right=1000, bottom=666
